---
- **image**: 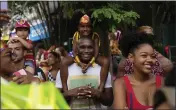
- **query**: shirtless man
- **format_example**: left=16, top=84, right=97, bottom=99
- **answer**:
left=7, top=41, right=40, bottom=84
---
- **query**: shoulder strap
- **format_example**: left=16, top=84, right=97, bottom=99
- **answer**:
left=156, top=75, right=162, bottom=88
left=123, top=76, right=133, bottom=93
left=123, top=76, right=134, bottom=110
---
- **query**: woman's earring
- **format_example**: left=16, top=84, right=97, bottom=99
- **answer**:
left=125, top=59, right=133, bottom=74
left=130, top=62, right=134, bottom=73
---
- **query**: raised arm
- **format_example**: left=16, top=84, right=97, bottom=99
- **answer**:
left=17, top=37, right=33, bottom=49
left=156, top=52, right=173, bottom=76
left=72, top=35, right=78, bottom=58
left=94, top=34, right=100, bottom=59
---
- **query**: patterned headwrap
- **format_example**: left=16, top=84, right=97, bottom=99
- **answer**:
left=79, top=14, right=91, bottom=25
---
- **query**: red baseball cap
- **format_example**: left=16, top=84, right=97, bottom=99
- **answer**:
left=15, top=19, right=30, bottom=29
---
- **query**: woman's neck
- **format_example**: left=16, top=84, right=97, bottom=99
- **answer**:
left=132, top=69, right=151, bottom=83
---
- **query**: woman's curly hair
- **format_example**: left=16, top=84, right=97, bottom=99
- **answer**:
left=119, top=32, right=154, bottom=58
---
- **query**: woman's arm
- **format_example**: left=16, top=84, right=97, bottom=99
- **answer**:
left=113, top=78, right=128, bottom=109
left=94, top=36, right=99, bottom=59
left=72, top=37, right=78, bottom=58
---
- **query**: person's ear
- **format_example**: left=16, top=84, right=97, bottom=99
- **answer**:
left=128, top=53, right=134, bottom=63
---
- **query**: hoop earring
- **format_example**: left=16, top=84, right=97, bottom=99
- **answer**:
left=125, top=59, right=134, bottom=74
left=130, top=62, right=134, bottom=73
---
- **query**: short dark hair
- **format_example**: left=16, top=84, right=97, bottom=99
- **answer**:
left=78, top=37, right=94, bottom=46
left=49, top=51, right=60, bottom=59
left=119, top=32, right=154, bottom=57
left=55, top=46, right=67, bottom=57
left=8, top=40, right=27, bottom=50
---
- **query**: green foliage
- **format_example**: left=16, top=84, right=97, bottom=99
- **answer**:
left=58, top=2, right=140, bottom=32
left=8, top=1, right=140, bottom=47
left=91, top=3, right=140, bottom=32
left=60, top=2, right=85, bottom=19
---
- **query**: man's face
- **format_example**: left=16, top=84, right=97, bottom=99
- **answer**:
left=8, top=42, right=25, bottom=62
left=78, top=39, right=94, bottom=63
left=78, top=24, right=92, bottom=37
left=0, top=48, right=17, bottom=73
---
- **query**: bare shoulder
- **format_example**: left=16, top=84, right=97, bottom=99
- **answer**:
left=113, top=77, right=126, bottom=89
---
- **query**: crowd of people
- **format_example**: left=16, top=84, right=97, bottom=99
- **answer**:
left=0, top=14, right=175, bottom=109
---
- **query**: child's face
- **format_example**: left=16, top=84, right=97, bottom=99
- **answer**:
left=78, top=24, right=92, bottom=37
left=16, top=28, right=29, bottom=39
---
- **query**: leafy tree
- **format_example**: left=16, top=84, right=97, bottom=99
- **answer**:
left=8, top=1, right=140, bottom=52
left=91, top=2, right=140, bottom=32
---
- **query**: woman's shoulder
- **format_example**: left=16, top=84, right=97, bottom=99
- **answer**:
left=114, top=76, right=126, bottom=87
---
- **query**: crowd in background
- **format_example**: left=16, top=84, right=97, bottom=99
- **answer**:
left=0, top=14, right=175, bottom=109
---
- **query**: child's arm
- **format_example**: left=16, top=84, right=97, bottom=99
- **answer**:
left=94, top=35, right=100, bottom=59
left=12, top=37, right=33, bottom=49
left=87, top=34, right=100, bottom=65
left=72, top=36, right=78, bottom=59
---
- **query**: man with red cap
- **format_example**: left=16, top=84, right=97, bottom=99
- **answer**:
left=8, top=19, right=35, bottom=74
left=60, top=14, right=110, bottom=93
